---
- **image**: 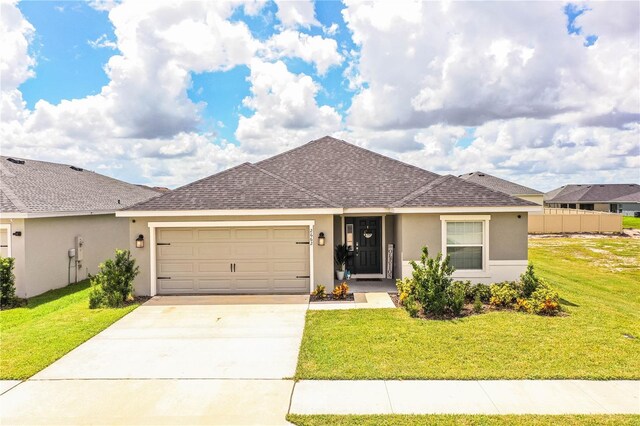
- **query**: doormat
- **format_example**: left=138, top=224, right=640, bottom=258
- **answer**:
left=356, top=278, right=382, bottom=281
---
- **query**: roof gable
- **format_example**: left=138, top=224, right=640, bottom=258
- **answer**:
left=459, top=171, right=542, bottom=195
left=0, top=156, right=160, bottom=214
left=256, top=136, right=441, bottom=208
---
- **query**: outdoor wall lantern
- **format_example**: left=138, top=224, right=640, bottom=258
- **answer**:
left=13, top=231, right=22, bottom=237
left=135, top=234, right=145, bottom=248
left=317, top=232, right=325, bottom=246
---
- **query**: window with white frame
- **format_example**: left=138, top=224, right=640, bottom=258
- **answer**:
left=444, top=221, right=484, bottom=270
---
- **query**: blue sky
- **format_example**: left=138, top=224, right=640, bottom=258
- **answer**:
left=3, top=1, right=638, bottom=189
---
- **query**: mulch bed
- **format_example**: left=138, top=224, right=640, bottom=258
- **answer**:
left=310, top=293, right=355, bottom=303
left=127, top=296, right=151, bottom=306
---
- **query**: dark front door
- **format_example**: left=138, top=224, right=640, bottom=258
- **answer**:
left=347, top=217, right=382, bottom=274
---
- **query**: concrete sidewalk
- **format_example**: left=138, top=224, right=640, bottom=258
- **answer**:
left=290, top=380, right=640, bottom=415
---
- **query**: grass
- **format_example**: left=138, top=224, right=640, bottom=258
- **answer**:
left=0, top=280, right=139, bottom=379
left=623, top=216, right=640, bottom=229
left=296, top=238, right=640, bottom=380
left=287, top=414, right=640, bottom=426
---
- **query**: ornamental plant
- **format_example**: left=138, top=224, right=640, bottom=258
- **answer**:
left=89, top=249, right=139, bottom=309
left=312, top=284, right=326, bottom=299
left=410, top=246, right=455, bottom=316
left=332, top=282, right=349, bottom=299
left=0, top=257, right=16, bottom=308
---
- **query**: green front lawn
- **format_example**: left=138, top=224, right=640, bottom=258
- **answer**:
left=623, top=216, right=640, bottom=229
left=0, top=280, right=139, bottom=379
left=287, top=414, right=640, bottom=426
left=296, top=238, right=640, bottom=379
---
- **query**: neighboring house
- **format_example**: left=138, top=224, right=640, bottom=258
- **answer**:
left=118, top=136, right=540, bottom=296
left=459, top=171, right=544, bottom=206
left=545, top=184, right=640, bottom=216
left=0, top=156, right=160, bottom=298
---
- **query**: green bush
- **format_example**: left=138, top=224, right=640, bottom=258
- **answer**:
left=395, top=277, right=416, bottom=303
left=0, top=257, right=16, bottom=307
left=448, top=283, right=466, bottom=316
left=528, top=282, right=561, bottom=315
left=410, top=246, right=455, bottom=316
left=473, top=293, right=483, bottom=313
left=404, top=295, right=421, bottom=318
left=89, top=249, right=139, bottom=309
left=469, top=283, right=491, bottom=303
left=451, top=280, right=471, bottom=301
left=521, top=263, right=541, bottom=297
left=489, top=281, right=520, bottom=307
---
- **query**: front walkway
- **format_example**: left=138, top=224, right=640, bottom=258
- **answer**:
left=0, top=295, right=309, bottom=425
left=290, top=380, right=640, bottom=415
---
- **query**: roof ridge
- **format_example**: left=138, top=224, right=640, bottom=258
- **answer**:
left=254, top=137, right=329, bottom=167
left=454, top=175, right=539, bottom=206
left=391, top=175, right=452, bottom=207
left=250, top=164, right=340, bottom=208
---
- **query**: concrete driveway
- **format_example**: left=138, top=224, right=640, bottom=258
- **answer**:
left=0, top=295, right=309, bottom=425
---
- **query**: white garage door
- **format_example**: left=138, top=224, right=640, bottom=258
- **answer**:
left=156, top=226, right=310, bottom=294
left=0, top=229, right=8, bottom=258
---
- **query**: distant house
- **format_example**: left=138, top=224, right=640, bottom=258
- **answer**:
left=544, top=184, right=640, bottom=217
left=459, top=171, right=544, bottom=206
left=0, top=156, right=160, bottom=298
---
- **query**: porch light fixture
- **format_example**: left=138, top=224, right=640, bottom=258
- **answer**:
left=12, top=231, right=22, bottom=237
left=317, top=232, right=325, bottom=246
left=135, top=234, right=144, bottom=248
left=363, top=227, right=373, bottom=239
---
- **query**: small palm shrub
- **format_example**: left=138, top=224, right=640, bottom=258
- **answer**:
left=89, top=249, right=139, bottom=309
left=0, top=257, right=16, bottom=308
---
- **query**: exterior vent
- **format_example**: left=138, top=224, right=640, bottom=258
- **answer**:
left=70, top=166, right=83, bottom=171
left=478, top=173, right=485, bottom=177
left=6, top=158, right=25, bottom=165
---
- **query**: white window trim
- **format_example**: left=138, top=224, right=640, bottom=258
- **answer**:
left=440, top=215, right=490, bottom=277
left=0, top=223, right=12, bottom=257
left=147, top=220, right=315, bottom=296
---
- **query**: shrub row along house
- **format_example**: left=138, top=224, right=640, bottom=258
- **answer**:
left=117, top=137, right=541, bottom=296
left=0, top=156, right=161, bottom=297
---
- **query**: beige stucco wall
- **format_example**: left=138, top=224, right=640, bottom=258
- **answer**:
left=397, top=212, right=529, bottom=283
left=516, top=194, right=544, bottom=207
left=127, top=214, right=335, bottom=296
left=1, top=215, right=129, bottom=298
left=0, top=218, right=26, bottom=298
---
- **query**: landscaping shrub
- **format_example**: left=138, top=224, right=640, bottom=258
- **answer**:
left=312, top=284, right=326, bottom=299
left=451, top=280, right=471, bottom=301
left=410, top=246, right=455, bottom=316
left=332, top=282, right=349, bottom=299
left=521, top=263, right=541, bottom=297
left=395, top=277, right=415, bottom=302
left=404, top=295, right=421, bottom=318
left=469, top=283, right=491, bottom=303
left=89, top=249, right=139, bottom=309
left=473, top=293, right=483, bottom=313
left=0, top=257, right=16, bottom=308
left=528, top=283, right=561, bottom=315
left=448, top=283, right=466, bottom=316
left=489, top=281, right=520, bottom=307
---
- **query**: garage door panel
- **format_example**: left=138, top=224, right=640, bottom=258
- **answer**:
left=198, top=262, right=232, bottom=273
left=158, top=279, right=195, bottom=293
left=274, top=279, right=309, bottom=291
left=197, top=228, right=231, bottom=240
left=158, top=245, right=194, bottom=258
left=158, top=262, right=194, bottom=273
left=273, top=228, right=308, bottom=240
left=198, top=279, right=232, bottom=291
left=235, top=228, right=269, bottom=239
left=156, top=226, right=309, bottom=295
left=158, top=229, right=194, bottom=241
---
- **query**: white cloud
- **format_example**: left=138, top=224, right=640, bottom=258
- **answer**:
left=274, top=0, right=319, bottom=29
left=263, top=30, right=342, bottom=75
left=88, top=34, right=117, bottom=50
left=236, top=59, right=342, bottom=155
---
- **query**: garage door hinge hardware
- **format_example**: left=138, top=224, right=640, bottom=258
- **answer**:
left=157, top=276, right=171, bottom=280
left=295, top=241, right=310, bottom=245
left=296, top=275, right=310, bottom=279
left=157, top=243, right=171, bottom=246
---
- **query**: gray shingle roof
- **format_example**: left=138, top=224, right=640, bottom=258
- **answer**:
left=129, top=136, right=538, bottom=211
left=459, top=171, right=542, bottom=196
left=545, top=184, right=640, bottom=203
left=0, top=156, right=160, bottom=214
